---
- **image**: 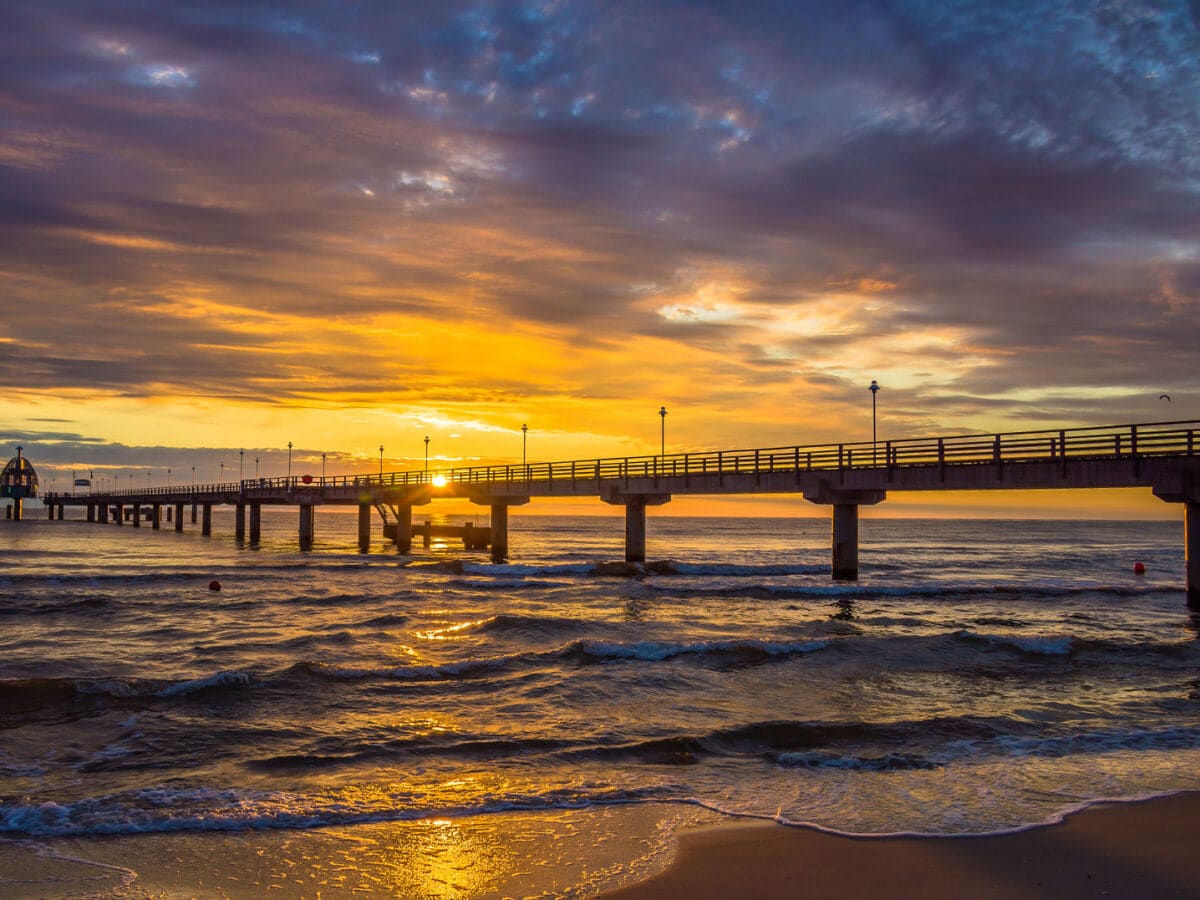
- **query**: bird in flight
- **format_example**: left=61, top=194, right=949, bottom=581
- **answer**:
left=1159, top=394, right=1171, bottom=402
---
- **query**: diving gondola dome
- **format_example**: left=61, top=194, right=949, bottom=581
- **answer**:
left=1, top=447, right=38, bottom=499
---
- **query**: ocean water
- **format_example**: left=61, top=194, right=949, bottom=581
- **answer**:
left=1, top=509, right=1198, bottom=855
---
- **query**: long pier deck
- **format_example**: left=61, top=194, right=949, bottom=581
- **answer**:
left=39, top=419, right=1200, bottom=606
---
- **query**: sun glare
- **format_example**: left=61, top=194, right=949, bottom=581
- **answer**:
left=432, top=474, right=448, bottom=487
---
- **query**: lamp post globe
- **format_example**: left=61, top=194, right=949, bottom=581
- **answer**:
left=658, top=406, right=668, bottom=458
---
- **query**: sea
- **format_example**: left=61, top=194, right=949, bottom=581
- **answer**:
left=2, top=508, right=1199, bottom=895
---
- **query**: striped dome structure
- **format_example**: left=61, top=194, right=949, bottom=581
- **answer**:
left=1, top=447, right=38, bottom=499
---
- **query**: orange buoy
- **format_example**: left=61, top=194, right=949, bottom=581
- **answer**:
left=1133, top=562, right=1146, bottom=575
left=208, top=580, right=222, bottom=591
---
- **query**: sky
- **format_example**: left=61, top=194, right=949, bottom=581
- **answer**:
left=1, top=1, right=1198, bottom=516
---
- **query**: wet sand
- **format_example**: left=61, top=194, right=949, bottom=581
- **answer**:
left=605, top=792, right=1200, bottom=900
left=4, top=794, right=1199, bottom=897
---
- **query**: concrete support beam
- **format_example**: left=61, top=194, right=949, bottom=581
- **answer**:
left=625, top=501, right=647, bottom=563
left=191, top=501, right=198, bottom=524
left=490, top=504, right=509, bottom=562
left=803, top=483, right=887, bottom=582
left=358, top=503, right=371, bottom=553
left=47, top=503, right=54, bottom=520
left=201, top=504, right=212, bottom=536
left=166, top=505, right=172, bottom=522
left=151, top=504, right=161, bottom=530
left=600, top=489, right=672, bottom=563
left=86, top=504, right=95, bottom=523
left=1187, top=502, right=1199, bottom=612
left=249, top=504, right=261, bottom=544
left=174, top=503, right=184, bottom=532
left=98, top=503, right=109, bottom=525
left=235, top=503, right=246, bottom=541
left=132, top=504, right=141, bottom=528
left=832, top=504, right=859, bottom=580
left=114, top=503, right=122, bottom=525
left=299, top=503, right=315, bottom=551
left=394, top=504, right=412, bottom=554
left=12, top=499, right=21, bottom=521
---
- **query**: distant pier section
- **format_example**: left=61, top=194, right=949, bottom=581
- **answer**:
left=36, top=419, right=1200, bottom=608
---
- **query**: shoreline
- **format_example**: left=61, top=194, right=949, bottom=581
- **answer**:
left=604, top=791, right=1200, bottom=899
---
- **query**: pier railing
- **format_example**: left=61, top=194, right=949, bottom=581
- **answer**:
left=58, top=419, right=1199, bottom=499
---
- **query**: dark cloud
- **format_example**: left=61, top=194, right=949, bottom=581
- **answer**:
left=0, top=0, right=1196, bottom=430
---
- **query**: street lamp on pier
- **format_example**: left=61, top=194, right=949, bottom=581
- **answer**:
left=521, top=423, right=528, bottom=467
left=239, top=449, right=244, bottom=481
left=869, top=380, right=880, bottom=464
left=322, top=452, right=326, bottom=481
left=424, top=435, right=430, bottom=475
left=220, top=462, right=225, bottom=482
left=287, top=442, right=293, bottom=479
left=167, top=468, right=171, bottom=487
left=191, top=466, right=195, bottom=487
left=146, top=471, right=151, bottom=488
left=255, top=457, right=260, bottom=478
left=659, top=406, right=668, bottom=459
left=379, top=445, right=384, bottom=478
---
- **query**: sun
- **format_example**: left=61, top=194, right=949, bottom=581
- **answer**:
left=431, top=474, right=447, bottom=487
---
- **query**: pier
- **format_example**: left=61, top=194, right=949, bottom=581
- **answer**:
left=38, top=419, right=1200, bottom=608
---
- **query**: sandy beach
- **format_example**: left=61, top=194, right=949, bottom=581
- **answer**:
left=606, top=792, right=1200, bottom=900
left=0, top=793, right=1197, bottom=897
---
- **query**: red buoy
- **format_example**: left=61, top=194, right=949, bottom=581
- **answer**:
left=209, top=580, right=222, bottom=591
left=1133, top=562, right=1146, bottom=575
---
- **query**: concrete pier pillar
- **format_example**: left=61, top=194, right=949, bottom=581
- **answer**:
left=201, top=504, right=212, bottom=536
left=113, top=503, right=122, bottom=525
left=394, top=504, right=412, bottom=554
left=803, top=485, right=887, bottom=582
left=87, top=504, right=95, bottom=523
left=235, top=503, right=246, bottom=541
left=625, top=501, right=647, bottom=563
left=358, top=503, right=371, bottom=553
left=490, top=504, right=509, bottom=562
left=12, top=498, right=21, bottom=520
left=832, top=503, right=859, bottom=580
left=1187, top=501, right=1200, bottom=611
left=132, top=503, right=141, bottom=528
left=47, top=503, right=54, bottom=520
left=174, top=503, right=184, bottom=532
left=166, top=506, right=172, bottom=522
left=599, top=489, right=671, bottom=564
left=98, top=503, right=109, bottom=525
left=249, top=504, right=261, bottom=543
left=151, top=504, right=161, bottom=529
left=191, top=501, right=198, bottom=524
left=298, top=503, right=315, bottom=551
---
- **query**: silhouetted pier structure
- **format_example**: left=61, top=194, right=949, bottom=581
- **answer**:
left=39, top=420, right=1200, bottom=607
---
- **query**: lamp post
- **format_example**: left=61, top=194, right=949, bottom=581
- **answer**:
left=220, top=462, right=225, bottom=482
left=659, top=406, right=667, bottom=459
left=521, top=423, right=528, bottom=467
left=255, top=456, right=260, bottom=478
left=424, top=435, right=430, bottom=475
left=322, top=452, right=326, bottom=481
left=869, top=380, right=880, bottom=464
left=287, top=442, right=293, bottom=479
left=192, top=466, right=195, bottom=487
left=129, top=473, right=133, bottom=490
left=239, top=449, right=244, bottom=481
left=146, top=471, right=151, bottom=488
left=379, top=445, right=384, bottom=478
left=167, top=468, right=171, bottom=487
